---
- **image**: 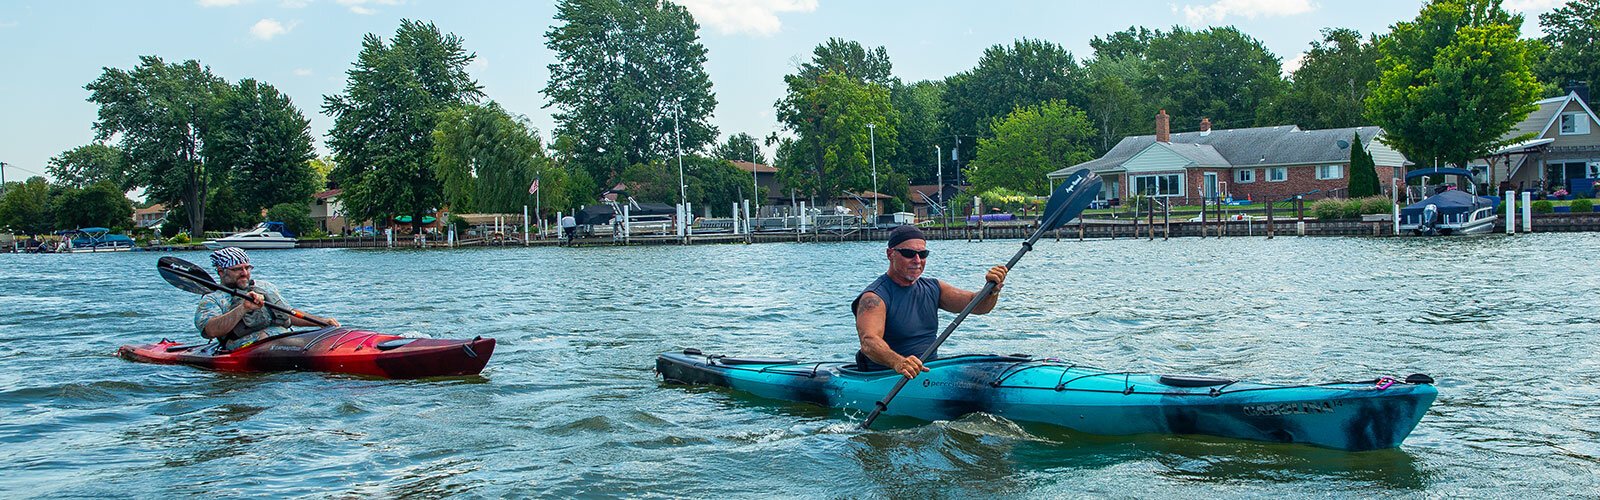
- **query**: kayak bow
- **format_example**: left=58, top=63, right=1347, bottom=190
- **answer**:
left=657, top=349, right=1436, bottom=451
left=120, top=327, right=494, bottom=379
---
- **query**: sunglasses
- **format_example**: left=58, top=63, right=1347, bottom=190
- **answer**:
left=892, top=248, right=930, bottom=259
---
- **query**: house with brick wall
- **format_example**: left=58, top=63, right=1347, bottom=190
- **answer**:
left=1047, top=110, right=1410, bottom=205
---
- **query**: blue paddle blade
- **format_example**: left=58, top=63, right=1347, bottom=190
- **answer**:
left=158, top=256, right=219, bottom=295
left=1039, top=170, right=1103, bottom=232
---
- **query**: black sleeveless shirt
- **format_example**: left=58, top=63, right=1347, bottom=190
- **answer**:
left=853, top=274, right=942, bottom=371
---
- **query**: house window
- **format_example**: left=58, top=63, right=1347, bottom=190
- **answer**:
left=1267, top=167, right=1287, bottom=182
left=1316, top=165, right=1343, bottom=180
left=1560, top=113, right=1590, bottom=135
left=1132, top=173, right=1183, bottom=197
left=1235, top=169, right=1255, bottom=183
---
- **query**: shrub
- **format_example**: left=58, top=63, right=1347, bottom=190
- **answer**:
left=1571, top=199, right=1594, bottom=213
left=1532, top=200, right=1554, bottom=214
left=166, top=233, right=191, bottom=245
left=449, top=214, right=469, bottom=234
left=1312, top=198, right=1345, bottom=220
left=1340, top=199, right=1365, bottom=219
left=1359, top=196, right=1393, bottom=215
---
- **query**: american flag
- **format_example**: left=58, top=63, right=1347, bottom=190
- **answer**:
left=528, top=179, right=539, bottom=194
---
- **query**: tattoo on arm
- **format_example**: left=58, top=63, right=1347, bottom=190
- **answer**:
left=856, top=294, right=883, bottom=315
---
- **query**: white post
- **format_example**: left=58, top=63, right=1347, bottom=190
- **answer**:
left=524, top=205, right=530, bottom=245
left=732, top=202, right=741, bottom=235
left=448, top=226, right=455, bottom=247
left=623, top=204, right=631, bottom=244
left=1522, top=191, right=1533, bottom=232
left=1505, top=190, right=1516, bottom=234
left=1392, top=203, right=1401, bottom=235
left=743, top=199, right=752, bottom=234
left=799, top=201, right=808, bottom=232
left=686, top=202, right=694, bottom=238
left=974, top=195, right=983, bottom=242
left=385, top=227, right=393, bottom=248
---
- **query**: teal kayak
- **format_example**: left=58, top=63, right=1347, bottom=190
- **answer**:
left=656, top=349, right=1437, bottom=451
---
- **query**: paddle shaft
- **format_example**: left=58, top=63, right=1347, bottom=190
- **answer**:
left=858, top=218, right=1056, bottom=429
left=184, top=270, right=331, bottom=328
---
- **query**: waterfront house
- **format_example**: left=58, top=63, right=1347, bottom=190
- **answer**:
left=133, top=204, right=166, bottom=229
left=728, top=160, right=788, bottom=211
left=311, top=188, right=348, bottom=234
left=1477, top=87, right=1600, bottom=197
left=830, top=191, right=893, bottom=221
left=1047, top=111, right=1410, bottom=205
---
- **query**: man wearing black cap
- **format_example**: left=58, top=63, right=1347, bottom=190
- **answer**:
left=852, top=225, right=1008, bottom=378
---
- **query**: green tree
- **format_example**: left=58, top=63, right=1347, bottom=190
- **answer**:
left=1538, top=0, right=1600, bottom=104
left=200, top=183, right=254, bottom=231
left=46, top=144, right=127, bottom=190
left=85, top=56, right=230, bottom=235
left=324, top=20, right=484, bottom=232
left=0, top=176, right=55, bottom=234
left=210, top=78, right=319, bottom=215
left=712, top=133, right=766, bottom=165
left=967, top=100, right=1097, bottom=195
left=1083, top=56, right=1156, bottom=153
left=1142, top=26, right=1287, bottom=129
left=51, top=181, right=134, bottom=230
left=889, top=80, right=946, bottom=184
left=1367, top=0, right=1543, bottom=169
left=621, top=156, right=761, bottom=212
left=1271, top=28, right=1381, bottom=129
left=943, top=38, right=1086, bottom=157
left=1348, top=133, right=1381, bottom=197
left=432, top=102, right=563, bottom=214
left=265, top=202, right=316, bottom=236
left=775, top=71, right=898, bottom=201
left=1090, top=26, right=1156, bottom=61
left=544, top=0, right=717, bottom=191
left=309, top=157, right=335, bottom=189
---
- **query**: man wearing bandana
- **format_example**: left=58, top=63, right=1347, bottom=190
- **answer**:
left=852, top=225, right=1008, bottom=378
left=194, top=247, right=340, bottom=350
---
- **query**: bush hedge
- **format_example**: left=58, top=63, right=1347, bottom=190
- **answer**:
left=1532, top=200, right=1554, bottom=214
left=1571, top=199, right=1594, bottom=213
left=1312, top=198, right=1345, bottom=220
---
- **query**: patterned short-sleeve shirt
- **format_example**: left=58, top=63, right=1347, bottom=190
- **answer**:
left=194, top=280, right=293, bottom=349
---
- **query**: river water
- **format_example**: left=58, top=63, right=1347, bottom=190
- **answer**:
left=2, top=234, right=1596, bottom=497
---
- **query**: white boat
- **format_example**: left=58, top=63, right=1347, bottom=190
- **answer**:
left=203, top=222, right=298, bottom=250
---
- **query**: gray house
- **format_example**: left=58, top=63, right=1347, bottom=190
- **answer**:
left=1478, top=90, right=1600, bottom=196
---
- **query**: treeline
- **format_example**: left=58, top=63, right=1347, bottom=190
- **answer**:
left=9, top=0, right=1593, bottom=235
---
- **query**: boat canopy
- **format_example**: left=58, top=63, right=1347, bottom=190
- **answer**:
left=1405, top=167, right=1477, bottom=182
left=1399, top=190, right=1496, bottom=217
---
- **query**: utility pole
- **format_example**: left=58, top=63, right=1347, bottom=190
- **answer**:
left=868, top=123, right=878, bottom=225
left=751, top=139, right=760, bottom=218
left=935, top=146, right=943, bottom=228
left=0, top=161, right=7, bottom=196
left=675, top=106, right=686, bottom=210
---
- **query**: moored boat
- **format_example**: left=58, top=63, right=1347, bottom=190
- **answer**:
left=203, top=221, right=298, bottom=250
left=57, top=227, right=135, bottom=253
left=657, top=349, right=1437, bottom=451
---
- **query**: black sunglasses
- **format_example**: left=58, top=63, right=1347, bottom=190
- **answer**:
left=892, top=248, right=930, bottom=259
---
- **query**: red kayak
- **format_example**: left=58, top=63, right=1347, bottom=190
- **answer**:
left=118, top=327, right=495, bottom=379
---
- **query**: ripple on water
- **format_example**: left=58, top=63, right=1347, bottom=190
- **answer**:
left=1, top=237, right=1599, bottom=496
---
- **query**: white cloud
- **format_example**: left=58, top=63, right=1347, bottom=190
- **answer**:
left=337, top=0, right=400, bottom=15
left=1282, top=52, right=1306, bottom=77
left=468, top=56, right=488, bottom=76
left=1503, top=0, right=1563, bottom=12
left=676, top=0, right=817, bottom=37
left=293, top=68, right=313, bottom=76
left=1177, top=0, right=1316, bottom=25
left=198, top=0, right=246, bottom=6
left=250, top=18, right=295, bottom=40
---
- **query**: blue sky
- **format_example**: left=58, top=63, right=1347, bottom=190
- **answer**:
left=0, top=0, right=1568, bottom=184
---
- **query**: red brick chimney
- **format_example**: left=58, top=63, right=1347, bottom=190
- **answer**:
left=1155, top=109, right=1171, bottom=143
left=1199, top=117, right=1211, bottom=132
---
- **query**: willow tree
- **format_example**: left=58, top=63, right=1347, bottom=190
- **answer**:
left=432, top=102, right=567, bottom=215
left=324, top=20, right=484, bottom=231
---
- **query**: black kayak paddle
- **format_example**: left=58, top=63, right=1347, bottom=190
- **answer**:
left=157, top=256, right=332, bottom=327
left=858, top=169, right=1103, bottom=430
